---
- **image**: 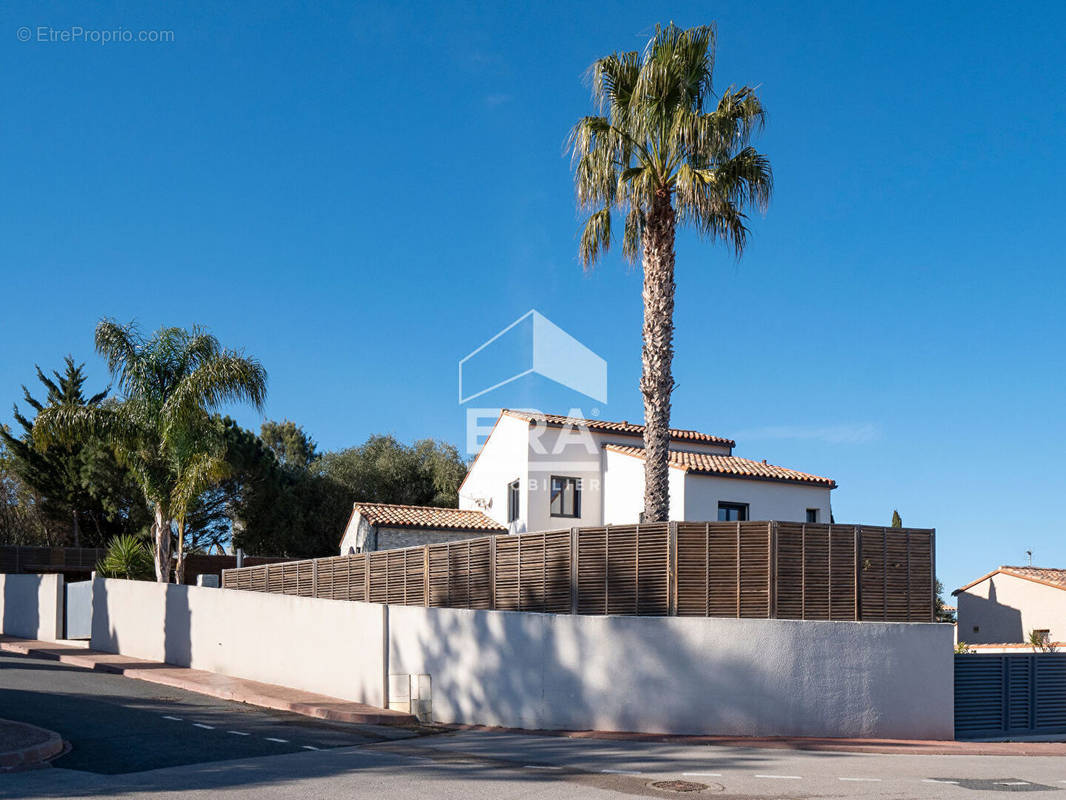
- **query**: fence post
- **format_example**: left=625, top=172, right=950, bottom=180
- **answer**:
left=853, top=526, right=861, bottom=620
left=265, top=563, right=271, bottom=593
left=312, top=559, right=318, bottom=598
left=668, top=521, right=677, bottom=616
left=364, top=553, right=371, bottom=603
left=768, top=521, right=776, bottom=619
left=930, top=530, right=937, bottom=623
left=735, top=521, right=741, bottom=618
left=489, top=534, right=496, bottom=611
left=424, top=545, right=430, bottom=607
left=569, top=527, right=579, bottom=614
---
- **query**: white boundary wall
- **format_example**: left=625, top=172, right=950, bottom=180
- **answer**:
left=0, top=573, right=64, bottom=641
left=388, top=606, right=954, bottom=739
left=26, top=577, right=955, bottom=739
left=90, top=578, right=385, bottom=707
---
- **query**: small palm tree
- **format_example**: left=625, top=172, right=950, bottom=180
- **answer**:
left=35, top=320, right=266, bottom=581
left=569, top=23, right=772, bottom=521
left=96, top=534, right=154, bottom=581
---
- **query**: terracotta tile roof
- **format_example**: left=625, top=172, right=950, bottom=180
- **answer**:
left=954, top=566, right=1066, bottom=595
left=604, top=444, right=837, bottom=488
left=352, top=503, right=505, bottom=532
left=1000, top=566, right=1066, bottom=588
left=502, top=409, right=735, bottom=448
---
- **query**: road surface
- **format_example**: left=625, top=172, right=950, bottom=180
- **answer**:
left=2, top=648, right=1065, bottom=798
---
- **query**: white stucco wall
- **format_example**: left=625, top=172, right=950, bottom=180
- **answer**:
left=602, top=448, right=687, bottom=523
left=956, top=573, right=1066, bottom=644
left=525, top=426, right=608, bottom=532
left=339, top=509, right=372, bottom=553
left=683, top=474, right=832, bottom=524
left=90, top=578, right=386, bottom=706
left=388, top=605, right=954, bottom=739
left=0, top=573, right=64, bottom=641
left=5, top=574, right=953, bottom=739
left=459, top=413, right=530, bottom=532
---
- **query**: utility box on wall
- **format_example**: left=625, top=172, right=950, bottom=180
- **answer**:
left=388, top=673, right=432, bottom=722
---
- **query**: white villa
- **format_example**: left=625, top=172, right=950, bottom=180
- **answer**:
left=340, top=409, right=836, bottom=553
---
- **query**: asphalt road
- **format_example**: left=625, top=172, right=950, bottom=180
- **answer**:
left=0, top=649, right=406, bottom=774
left=3, top=649, right=1066, bottom=799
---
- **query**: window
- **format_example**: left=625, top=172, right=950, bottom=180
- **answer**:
left=550, top=476, right=580, bottom=518
left=806, top=509, right=819, bottom=523
left=718, top=502, right=748, bottom=522
left=507, top=479, right=520, bottom=522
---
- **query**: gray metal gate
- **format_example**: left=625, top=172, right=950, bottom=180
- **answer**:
left=64, top=579, right=93, bottom=640
left=955, top=653, right=1066, bottom=738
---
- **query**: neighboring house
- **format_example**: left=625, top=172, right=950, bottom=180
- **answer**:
left=339, top=502, right=505, bottom=554
left=459, top=410, right=836, bottom=534
left=953, top=566, right=1066, bottom=644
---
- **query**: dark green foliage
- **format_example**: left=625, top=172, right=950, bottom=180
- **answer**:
left=232, top=428, right=468, bottom=559
left=260, top=420, right=317, bottom=469
left=0, top=357, right=147, bottom=546
left=320, top=435, right=467, bottom=508
left=935, top=579, right=955, bottom=623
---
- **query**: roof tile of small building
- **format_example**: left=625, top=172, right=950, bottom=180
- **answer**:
left=999, top=566, right=1066, bottom=589
left=502, top=409, right=735, bottom=447
left=352, top=503, right=505, bottom=532
left=604, top=444, right=837, bottom=488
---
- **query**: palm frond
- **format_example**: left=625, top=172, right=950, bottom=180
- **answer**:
left=578, top=208, right=612, bottom=269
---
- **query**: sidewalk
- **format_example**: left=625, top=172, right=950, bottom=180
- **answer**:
left=441, top=726, right=1066, bottom=757
left=0, top=718, right=64, bottom=771
left=0, top=636, right=416, bottom=727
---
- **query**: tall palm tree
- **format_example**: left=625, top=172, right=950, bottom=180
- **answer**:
left=568, top=23, right=772, bottom=522
left=35, top=320, right=266, bottom=581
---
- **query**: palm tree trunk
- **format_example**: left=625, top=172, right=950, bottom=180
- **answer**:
left=152, top=502, right=172, bottom=583
left=71, top=509, right=81, bottom=548
left=640, top=189, right=677, bottom=522
left=174, top=520, right=186, bottom=585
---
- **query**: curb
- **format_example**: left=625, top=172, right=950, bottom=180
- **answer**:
left=0, top=720, right=64, bottom=771
left=0, top=640, right=415, bottom=727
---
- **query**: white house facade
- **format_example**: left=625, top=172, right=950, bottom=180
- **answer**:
left=953, top=566, right=1066, bottom=644
left=459, top=410, right=836, bottom=534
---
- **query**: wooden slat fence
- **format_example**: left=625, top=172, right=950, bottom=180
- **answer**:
left=221, top=522, right=936, bottom=622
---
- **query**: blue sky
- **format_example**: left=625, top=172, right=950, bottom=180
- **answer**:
left=1, top=1, right=1064, bottom=593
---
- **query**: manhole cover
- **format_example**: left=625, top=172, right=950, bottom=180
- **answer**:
left=650, top=780, right=708, bottom=793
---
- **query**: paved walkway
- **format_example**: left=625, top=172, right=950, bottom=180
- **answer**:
left=0, top=717, right=64, bottom=771
left=445, top=724, right=1066, bottom=756
left=0, top=636, right=415, bottom=727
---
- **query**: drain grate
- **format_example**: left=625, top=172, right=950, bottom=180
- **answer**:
left=650, top=780, right=709, bottom=793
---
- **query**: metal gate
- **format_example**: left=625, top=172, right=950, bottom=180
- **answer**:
left=64, top=579, right=93, bottom=640
left=955, top=653, right=1066, bottom=738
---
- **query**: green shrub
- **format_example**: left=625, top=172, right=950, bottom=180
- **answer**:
left=96, top=534, right=154, bottom=581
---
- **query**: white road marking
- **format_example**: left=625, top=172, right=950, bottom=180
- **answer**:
left=227, top=730, right=250, bottom=736
left=995, top=782, right=1030, bottom=786
left=193, top=723, right=214, bottom=730
left=162, top=715, right=182, bottom=721
left=755, top=774, right=802, bottom=780
left=923, top=779, right=959, bottom=784
left=524, top=765, right=562, bottom=770
left=839, top=777, right=882, bottom=782
left=265, top=737, right=289, bottom=743
left=683, top=772, right=723, bottom=777
left=600, top=769, right=643, bottom=775
left=301, top=745, right=321, bottom=751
